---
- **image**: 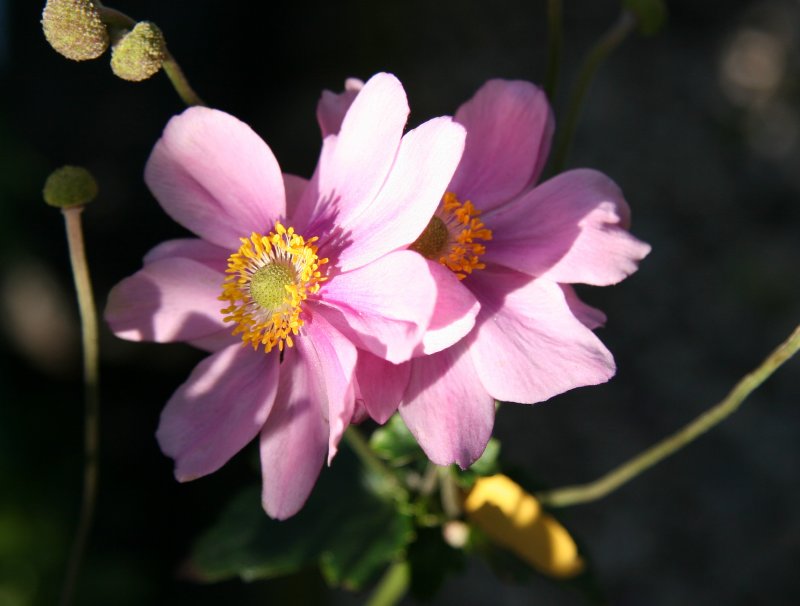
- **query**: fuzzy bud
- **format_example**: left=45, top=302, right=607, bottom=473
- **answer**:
left=41, top=0, right=109, bottom=61
left=43, top=166, right=98, bottom=209
left=110, top=21, right=167, bottom=82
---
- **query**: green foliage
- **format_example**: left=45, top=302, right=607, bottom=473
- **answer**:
left=622, top=0, right=667, bottom=35
left=319, top=501, right=413, bottom=589
left=189, top=448, right=414, bottom=590
left=369, top=414, right=422, bottom=466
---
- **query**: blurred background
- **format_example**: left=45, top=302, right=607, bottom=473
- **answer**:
left=1, top=0, right=799, bottom=604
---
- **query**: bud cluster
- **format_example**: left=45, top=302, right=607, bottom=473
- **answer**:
left=42, top=0, right=167, bottom=82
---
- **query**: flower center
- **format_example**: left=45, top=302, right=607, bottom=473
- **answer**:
left=409, top=192, right=492, bottom=279
left=219, top=223, right=328, bottom=353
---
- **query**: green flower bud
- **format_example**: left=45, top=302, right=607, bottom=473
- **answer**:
left=41, top=0, right=109, bottom=61
left=43, top=166, right=98, bottom=209
left=110, top=21, right=167, bottom=82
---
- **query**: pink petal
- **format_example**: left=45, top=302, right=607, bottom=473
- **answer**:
left=282, top=173, right=309, bottom=222
left=355, top=351, right=410, bottom=424
left=301, top=313, right=357, bottom=463
left=468, top=268, right=615, bottom=404
left=143, top=238, right=229, bottom=273
left=399, top=340, right=495, bottom=468
left=334, top=116, right=466, bottom=272
left=561, top=285, right=607, bottom=329
left=105, top=257, right=226, bottom=343
left=449, top=80, right=554, bottom=210
left=295, top=73, right=410, bottom=235
left=316, top=78, right=364, bottom=137
left=482, top=169, right=651, bottom=286
left=259, top=344, right=329, bottom=520
left=316, top=250, right=436, bottom=364
left=188, top=331, right=240, bottom=353
left=421, top=260, right=480, bottom=355
left=145, top=107, right=286, bottom=250
left=156, top=344, right=279, bottom=482
left=287, top=135, right=337, bottom=231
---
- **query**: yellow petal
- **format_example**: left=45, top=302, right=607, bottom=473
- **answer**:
left=463, top=474, right=584, bottom=578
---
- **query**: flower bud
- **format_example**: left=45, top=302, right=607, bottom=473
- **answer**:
left=110, top=21, right=167, bottom=82
left=43, top=166, right=98, bottom=209
left=41, top=0, right=109, bottom=61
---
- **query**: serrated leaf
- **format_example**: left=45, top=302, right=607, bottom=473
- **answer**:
left=623, top=0, right=667, bottom=35
left=369, top=414, right=422, bottom=465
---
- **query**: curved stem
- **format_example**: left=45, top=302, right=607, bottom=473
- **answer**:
left=59, top=207, right=101, bottom=606
left=365, top=560, right=411, bottom=606
left=544, top=0, right=563, bottom=102
left=550, top=10, right=637, bottom=174
left=344, top=426, right=408, bottom=499
left=536, top=324, right=800, bottom=508
left=162, top=56, right=205, bottom=107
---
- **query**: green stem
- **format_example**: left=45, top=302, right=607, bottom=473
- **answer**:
left=343, top=426, right=408, bottom=499
left=365, top=560, right=411, bottom=606
left=536, top=324, right=800, bottom=508
left=544, top=0, right=563, bottom=102
left=96, top=3, right=205, bottom=107
left=438, top=467, right=462, bottom=519
left=162, top=56, right=206, bottom=107
left=550, top=10, right=637, bottom=174
left=58, top=207, right=101, bottom=606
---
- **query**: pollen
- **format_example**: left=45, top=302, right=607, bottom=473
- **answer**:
left=409, top=191, right=492, bottom=280
left=219, top=223, right=328, bottom=353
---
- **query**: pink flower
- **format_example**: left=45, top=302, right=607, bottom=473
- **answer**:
left=319, top=79, right=651, bottom=467
left=105, top=73, right=467, bottom=518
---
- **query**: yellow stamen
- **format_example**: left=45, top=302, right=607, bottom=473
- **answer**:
left=219, top=223, right=328, bottom=353
left=409, top=191, right=492, bottom=280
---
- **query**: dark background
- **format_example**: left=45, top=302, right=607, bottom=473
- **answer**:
left=1, top=0, right=799, bottom=604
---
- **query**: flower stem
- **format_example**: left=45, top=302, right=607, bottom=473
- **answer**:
left=536, top=324, right=800, bottom=508
left=96, top=3, right=205, bottom=107
left=550, top=10, right=637, bottom=174
left=365, top=560, right=411, bottom=606
left=544, top=0, right=563, bottom=102
left=59, top=207, right=101, bottom=606
left=343, top=426, right=408, bottom=499
left=162, top=56, right=205, bottom=107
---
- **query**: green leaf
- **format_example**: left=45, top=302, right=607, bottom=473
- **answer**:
left=369, top=414, right=423, bottom=465
left=319, top=497, right=414, bottom=590
left=622, top=0, right=667, bottom=35
left=187, top=485, right=332, bottom=583
left=188, top=445, right=415, bottom=590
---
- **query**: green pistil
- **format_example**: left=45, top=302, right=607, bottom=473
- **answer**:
left=409, top=216, right=449, bottom=260
left=249, top=263, right=294, bottom=310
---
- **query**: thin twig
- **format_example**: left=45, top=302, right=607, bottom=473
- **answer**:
left=536, top=324, right=800, bottom=508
